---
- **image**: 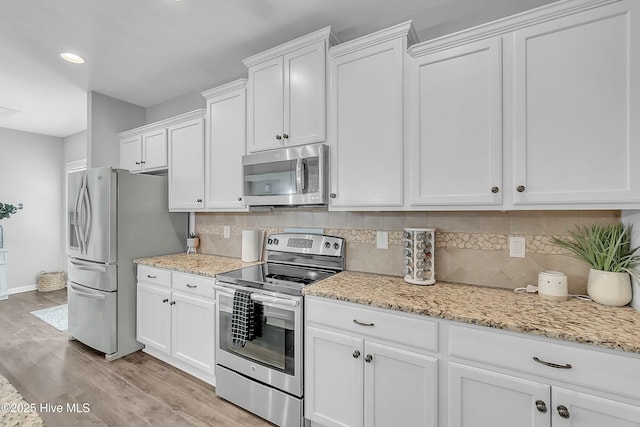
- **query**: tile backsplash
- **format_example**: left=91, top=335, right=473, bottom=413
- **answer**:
left=195, top=210, right=620, bottom=294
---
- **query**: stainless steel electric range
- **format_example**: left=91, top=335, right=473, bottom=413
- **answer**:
left=214, top=233, right=345, bottom=427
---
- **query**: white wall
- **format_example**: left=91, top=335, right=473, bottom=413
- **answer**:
left=87, top=91, right=145, bottom=168
left=64, top=130, right=87, bottom=163
left=0, top=127, right=65, bottom=291
left=145, top=90, right=206, bottom=124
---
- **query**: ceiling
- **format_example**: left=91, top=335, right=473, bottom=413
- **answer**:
left=0, top=0, right=558, bottom=138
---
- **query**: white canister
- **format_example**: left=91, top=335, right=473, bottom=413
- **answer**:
left=538, top=271, right=568, bottom=301
left=241, top=230, right=263, bottom=262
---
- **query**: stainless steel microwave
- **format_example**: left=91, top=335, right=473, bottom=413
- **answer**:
left=241, top=143, right=328, bottom=207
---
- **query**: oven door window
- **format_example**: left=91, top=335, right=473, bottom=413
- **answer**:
left=244, top=160, right=297, bottom=197
left=219, top=294, right=296, bottom=375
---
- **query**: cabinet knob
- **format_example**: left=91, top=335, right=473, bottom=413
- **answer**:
left=491, top=186, right=500, bottom=194
left=364, top=354, right=373, bottom=363
left=275, top=135, right=282, bottom=140
left=329, top=193, right=336, bottom=198
left=282, top=133, right=289, bottom=139
left=162, top=298, right=169, bottom=303
left=238, top=197, right=242, bottom=202
left=535, top=400, right=547, bottom=413
left=170, top=301, right=176, bottom=306
left=135, top=162, right=141, bottom=165
left=140, top=161, right=146, bottom=164
left=557, top=405, right=570, bottom=419
left=196, top=199, right=203, bottom=203
left=352, top=350, right=360, bottom=359
left=516, top=185, right=526, bottom=193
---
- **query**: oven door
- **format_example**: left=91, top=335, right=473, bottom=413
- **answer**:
left=214, top=282, right=303, bottom=397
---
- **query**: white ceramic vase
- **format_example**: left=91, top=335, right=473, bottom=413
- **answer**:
left=587, top=268, right=632, bottom=306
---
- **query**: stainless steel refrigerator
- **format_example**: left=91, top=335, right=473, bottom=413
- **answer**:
left=66, top=167, right=186, bottom=361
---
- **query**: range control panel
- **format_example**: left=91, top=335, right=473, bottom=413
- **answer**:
left=265, top=233, right=344, bottom=257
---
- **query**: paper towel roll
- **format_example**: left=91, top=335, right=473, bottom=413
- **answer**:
left=242, top=230, right=262, bottom=262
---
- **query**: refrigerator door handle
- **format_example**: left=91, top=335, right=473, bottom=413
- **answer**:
left=82, top=176, right=92, bottom=251
left=69, top=259, right=108, bottom=273
left=68, top=283, right=107, bottom=300
left=74, top=175, right=85, bottom=254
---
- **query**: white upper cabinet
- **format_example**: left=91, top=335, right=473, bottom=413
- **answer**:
left=244, top=27, right=338, bottom=153
left=329, top=21, right=416, bottom=210
left=119, top=129, right=168, bottom=174
left=407, top=37, right=503, bottom=207
left=202, top=79, right=248, bottom=211
left=510, top=0, right=640, bottom=207
left=167, top=112, right=206, bottom=211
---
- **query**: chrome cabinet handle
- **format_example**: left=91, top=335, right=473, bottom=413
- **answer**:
left=533, top=357, right=572, bottom=369
left=535, top=400, right=547, bottom=413
left=353, top=319, right=375, bottom=327
left=147, top=274, right=157, bottom=279
left=491, top=186, right=500, bottom=193
left=162, top=298, right=169, bottom=303
left=557, top=405, right=570, bottom=419
left=283, top=133, right=289, bottom=139
left=170, top=301, right=176, bottom=306
left=135, top=161, right=141, bottom=165
left=352, top=350, right=360, bottom=359
left=329, top=193, right=336, bottom=198
left=238, top=197, right=242, bottom=201
left=517, top=185, right=526, bottom=193
left=275, top=135, right=282, bottom=140
left=196, top=199, right=203, bottom=203
left=365, top=354, right=373, bottom=363
left=186, top=284, right=197, bottom=288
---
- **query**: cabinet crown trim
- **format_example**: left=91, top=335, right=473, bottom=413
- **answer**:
left=242, top=26, right=339, bottom=67
left=118, top=109, right=206, bottom=138
left=201, top=78, right=248, bottom=99
left=330, top=20, right=417, bottom=58
left=408, top=0, right=621, bottom=57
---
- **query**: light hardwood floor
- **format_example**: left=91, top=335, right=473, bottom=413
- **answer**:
left=0, top=288, right=273, bottom=427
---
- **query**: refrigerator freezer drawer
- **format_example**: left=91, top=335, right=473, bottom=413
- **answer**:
left=68, top=282, right=117, bottom=355
left=68, top=258, right=117, bottom=292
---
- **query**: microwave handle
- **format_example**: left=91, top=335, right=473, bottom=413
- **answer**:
left=296, top=159, right=306, bottom=193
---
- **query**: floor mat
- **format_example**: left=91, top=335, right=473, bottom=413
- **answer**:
left=0, top=374, right=45, bottom=427
left=29, top=304, right=68, bottom=332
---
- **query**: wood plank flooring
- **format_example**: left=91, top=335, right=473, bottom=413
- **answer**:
left=0, top=289, right=273, bottom=427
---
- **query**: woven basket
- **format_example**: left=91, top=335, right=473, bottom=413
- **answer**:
left=38, top=271, right=66, bottom=292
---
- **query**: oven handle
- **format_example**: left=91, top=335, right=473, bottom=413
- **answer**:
left=251, top=294, right=300, bottom=307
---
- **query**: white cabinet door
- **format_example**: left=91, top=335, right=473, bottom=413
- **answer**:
left=408, top=37, right=502, bottom=206
left=120, top=135, right=143, bottom=172
left=205, top=84, right=247, bottom=211
left=136, top=282, right=171, bottom=355
left=364, top=341, right=438, bottom=427
left=142, top=129, right=168, bottom=171
left=247, top=57, right=284, bottom=153
left=448, top=363, right=550, bottom=427
left=284, top=40, right=326, bottom=146
left=171, top=291, right=216, bottom=375
left=552, top=388, right=640, bottom=427
left=511, top=1, right=640, bottom=206
left=329, top=37, right=405, bottom=209
left=305, top=326, right=364, bottom=427
left=168, top=118, right=205, bottom=211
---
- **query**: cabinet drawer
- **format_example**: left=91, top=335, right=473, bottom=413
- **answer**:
left=448, top=324, right=640, bottom=399
left=306, top=297, right=438, bottom=353
left=137, top=265, right=171, bottom=288
left=172, top=272, right=215, bottom=299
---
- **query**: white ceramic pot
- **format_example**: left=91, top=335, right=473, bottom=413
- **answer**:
left=587, top=269, right=632, bottom=306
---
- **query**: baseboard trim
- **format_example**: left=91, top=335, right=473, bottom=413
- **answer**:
left=8, top=284, right=38, bottom=294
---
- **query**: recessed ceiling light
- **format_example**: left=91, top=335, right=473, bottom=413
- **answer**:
left=60, top=52, right=85, bottom=64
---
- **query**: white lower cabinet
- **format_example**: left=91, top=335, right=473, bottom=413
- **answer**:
left=136, top=266, right=216, bottom=384
left=305, top=298, right=439, bottom=427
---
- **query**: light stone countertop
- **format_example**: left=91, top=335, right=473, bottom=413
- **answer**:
left=133, top=253, right=261, bottom=277
left=303, top=270, right=640, bottom=354
left=133, top=253, right=640, bottom=354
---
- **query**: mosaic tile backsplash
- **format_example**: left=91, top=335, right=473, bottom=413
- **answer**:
left=195, top=210, right=620, bottom=293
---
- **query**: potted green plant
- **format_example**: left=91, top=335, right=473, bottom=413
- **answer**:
left=552, top=223, right=640, bottom=306
left=0, top=202, right=23, bottom=249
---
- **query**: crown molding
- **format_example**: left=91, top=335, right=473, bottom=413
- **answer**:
left=330, top=20, right=415, bottom=58
left=243, top=26, right=339, bottom=68
left=201, top=78, right=247, bottom=99
left=118, top=109, right=206, bottom=137
left=409, top=0, right=621, bottom=57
